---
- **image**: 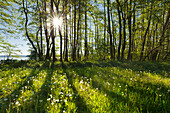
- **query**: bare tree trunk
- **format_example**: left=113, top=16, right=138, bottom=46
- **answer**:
left=65, top=0, right=68, bottom=62
left=111, top=10, right=115, bottom=60
left=40, top=12, right=43, bottom=60
left=59, top=26, right=62, bottom=62
left=36, top=28, right=41, bottom=59
left=107, top=0, right=113, bottom=60
left=23, top=0, right=38, bottom=57
left=51, top=0, right=56, bottom=61
left=37, top=0, right=43, bottom=60
left=117, top=5, right=122, bottom=60
left=121, top=0, right=127, bottom=61
left=77, top=0, right=81, bottom=60
left=140, top=15, right=151, bottom=61
left=85, top=6, right=88, bottom=59
left=73, top=3, right=76, bottom=61
left=127, top=0, right=132, bottom=61
left=104, top=0, right=106, bottom=59
left=44, top=0, right=50, bottom=60
left=131, top=2, right=136, bottom=61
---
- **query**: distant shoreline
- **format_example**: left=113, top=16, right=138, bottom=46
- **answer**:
left=0, top=55, right=29, bottom=57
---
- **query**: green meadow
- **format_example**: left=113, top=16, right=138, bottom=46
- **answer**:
left=0, top=61, right=169, bottom=113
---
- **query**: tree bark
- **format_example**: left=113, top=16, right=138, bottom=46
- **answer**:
left=131, top=2, right=136, bottom=61
left=140, top=15, right=151, bottom=61
left=23, top=0, right=38, bottom=57
left=77, top=0, right=81, bottom=60
left=59, top=26, right=62, bottom=62
left=73, top=3, right=76, bottom=61
left=85, top=7, right=88, bottom=59
left=103, top=0, right=107, bottom=59
left=44, top=0, right=50, bottom=60
left=65, top=0, right=68, bottom=62
left=111, top=10, right=115, bottom=60
left=127, top=0, right=132, bottom=61
left=51, top=0, right=56, bottom=61
left=37, top=0, right=43, bottom=60
left=121, top=0, right=127, bottom=61
left=107, top=0, right=113, bottom=60
left=117, top=4, right=122, bottom=60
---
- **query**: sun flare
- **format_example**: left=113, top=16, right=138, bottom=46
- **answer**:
left=53, top=17, right=62, bottom=29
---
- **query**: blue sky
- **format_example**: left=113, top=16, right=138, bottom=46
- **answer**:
left=0, top=1, right=30, bottom=55
left=0, top=37, right=30, bottom=55
left=7, top=38, right=30, bottom=55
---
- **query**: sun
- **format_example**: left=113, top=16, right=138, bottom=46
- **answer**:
left=53, top=17, right=62, bottom=29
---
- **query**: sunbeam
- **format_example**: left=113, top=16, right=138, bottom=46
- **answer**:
left=53, top=16, right=62, bottom=30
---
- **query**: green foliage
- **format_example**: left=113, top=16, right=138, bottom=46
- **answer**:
left=0, top=61, right=169, bottom=113
left=0, top=44, right=21, bottom=59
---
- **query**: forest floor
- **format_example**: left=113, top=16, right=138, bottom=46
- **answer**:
left=0, top=60, right=169, bottom=113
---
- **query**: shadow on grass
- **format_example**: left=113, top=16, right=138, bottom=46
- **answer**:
left=23, top=61, right=54, bottom=113
left=62, top=61, right=169, bottom=78
left=0, top=62, right=50, bottom=112
left=120, top=80, right=170, bottom=113
left=0, top=60, right=48, bottom=71
left=71, top=66, right=134, bottom=111
left=112, top=61, right=169, bottom=76
left=70, top=65, right=169, bottom=113
left=1, top=68, right=37, bottom=112
left=62, top=65, right=91, bottom=113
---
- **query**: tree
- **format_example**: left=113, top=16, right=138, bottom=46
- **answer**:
left=107, top=0, right=113, bottom=59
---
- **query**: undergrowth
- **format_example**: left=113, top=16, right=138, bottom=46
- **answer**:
left=0, top=61, right=169, bottom=113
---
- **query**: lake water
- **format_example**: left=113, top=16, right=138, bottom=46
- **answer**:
left=0, top=56, right=29, bottom=61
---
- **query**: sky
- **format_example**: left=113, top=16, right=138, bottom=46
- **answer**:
left=0, top=37, right=30, bottom=55
left=7, top=38, right=30, bottom=55
left=0, top=1, right=30, bottom=55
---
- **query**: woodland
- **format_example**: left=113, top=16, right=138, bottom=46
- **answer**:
left=1, top=0, right=169, bottom=61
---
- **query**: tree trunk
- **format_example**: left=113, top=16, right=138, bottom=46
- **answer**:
left=132, top=2, right=136, bottom=61
left=40, top=11, right=43, bottom=60
left=59, top=26, right=62, bottom=62
left=104, top=0, right=106, bottom=59
left=44, top=0, right=50, bottom=60
left=65, top=0, right=68, bottom=62
left=73, top=3, right=76, bottom=61
left=77, top=0, right=81, bottom=60
left=117, top=5, right=122, bottom=60
left=127, top=0, right=132, bottom=61
left=111, top=10, right=115, bottom=60
left=140, top=15, right=151, bottom=61
left=23, top=0, right=38, bottom=57
left=51, top=0, right=56, bottom=61
left=121, top=6, right=126, bottom=61
left=107, top=0, right=113, bottom=60
left=85, top=8, right=88, bottom=59
left=37, top=0, right=43, bottom=60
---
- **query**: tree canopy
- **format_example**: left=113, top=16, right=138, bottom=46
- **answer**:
left=0, top=0, right=169, bottom=61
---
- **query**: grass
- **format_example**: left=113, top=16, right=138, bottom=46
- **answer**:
left=0, top=60, right=169, bottom=113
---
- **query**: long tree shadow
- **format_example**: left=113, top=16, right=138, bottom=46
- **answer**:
left=62, top=61, right=169, bottom=78
left=71, top=66, right=134, bottom=111
left=70, top=65, right=169, bottom=112
left=1, top=62, right=50, bottom=112
left=0, top=60, right=32, bottom=70
left=62, top=64, right=91, bottom=113
left=117, top=78, right=170, bottom=113
left=24, top=61, right=53, bottom=113
left=1, top=68, right=38, bottom=112
left=108, top=61, right=170, bottom=78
